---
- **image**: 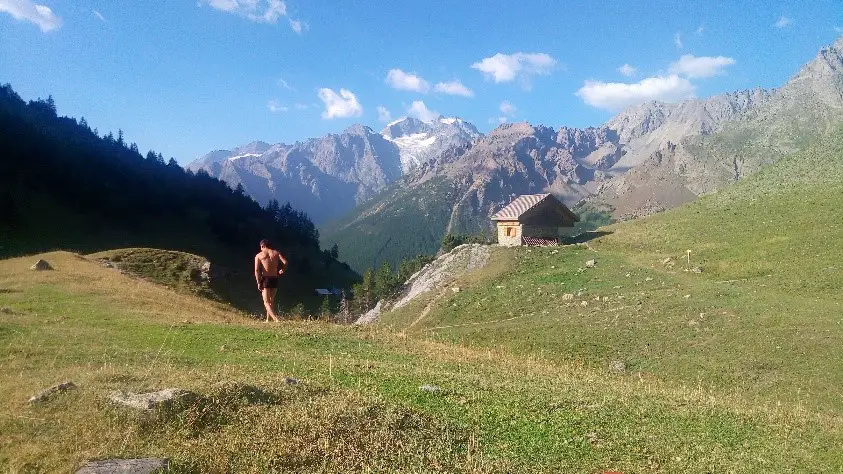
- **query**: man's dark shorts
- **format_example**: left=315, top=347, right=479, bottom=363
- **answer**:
left=260, top=276, right=279, bottom=290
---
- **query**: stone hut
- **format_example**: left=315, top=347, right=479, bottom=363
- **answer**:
left=491, top=193, right=579, bottom=246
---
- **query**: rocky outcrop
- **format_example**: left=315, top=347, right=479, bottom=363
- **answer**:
left=354, top=244, right=491, bottom=325
left=30, top=259, right=53, bottom=271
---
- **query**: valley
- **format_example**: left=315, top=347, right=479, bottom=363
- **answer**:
left=191, top=36, right=843, bottom=273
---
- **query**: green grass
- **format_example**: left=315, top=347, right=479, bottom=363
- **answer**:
left=88, top=248, right=218, bottom=300
left=380, top=129, right=843, bottom=413
left=3, top=252, right=842, bottom=472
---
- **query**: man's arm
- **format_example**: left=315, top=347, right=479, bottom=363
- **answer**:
left=278, top=253, right=288, bottom=275
left=254, top=255, right=263, bottom=287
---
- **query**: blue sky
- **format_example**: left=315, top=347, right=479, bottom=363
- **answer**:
left=1, top=1, right=841, bottom=163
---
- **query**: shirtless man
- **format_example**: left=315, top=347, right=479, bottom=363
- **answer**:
left=254, top=239, right=288, bottom=322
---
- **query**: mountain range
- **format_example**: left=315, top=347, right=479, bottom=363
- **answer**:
left=186, top=117, right=480, bottom=223
left=188, top=35, right=843, bottom=271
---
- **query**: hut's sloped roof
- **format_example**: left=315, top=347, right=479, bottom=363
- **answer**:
left=491, top=194, right=551, bottom=221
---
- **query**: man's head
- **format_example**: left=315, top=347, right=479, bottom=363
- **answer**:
left=259, top=239, right=272, bottom=250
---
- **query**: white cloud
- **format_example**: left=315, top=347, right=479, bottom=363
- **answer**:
left=294, top=103, right=309, bottom=110
left=499, top=101, right=517, bottom=116
left=576, top=75, right=696, bottom=111
left=407, top=100, right=438, bottom=122
left=289, top=18, right=306, bottom=34
left=317, top=88, right=362, bottom=119
left=618, top=64, right=636, bottom=77
left=775, top=16, right=792, bottom=28
left=200, top=0, right=303, bottom=32
left=376, top=106, right=391, bottom=122
left=277, top=76, right=294, bottom=91
left=674, top=32, right=683, bottom=49
left=0, top=0, right=62, bottom=32
left=433, top=80, right=474, bottom=97
left=669, top=54, right=736, bottom=78
left=836, top=26, right=843, bottom=33
left=385, top=69, right=430, bottom=93
left=696, top=24, right=705, bottom=35
left=93, top=9, right=105, bottom=22
left=471, top=52, right=557, bottom=84
left=267, top=100, right=288, bottom=113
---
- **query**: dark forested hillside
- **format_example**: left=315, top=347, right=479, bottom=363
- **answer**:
left=0, top=84, right=358, bottom=312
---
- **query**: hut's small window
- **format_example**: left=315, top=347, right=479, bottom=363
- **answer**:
left=506, top=227, right=515, bottom=237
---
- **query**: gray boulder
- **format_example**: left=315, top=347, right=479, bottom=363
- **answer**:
left=30, top=259, right=53, bottom=271
left=108, top=388, right=193, bottom=410
left=29, top=381, right=76, bottom=404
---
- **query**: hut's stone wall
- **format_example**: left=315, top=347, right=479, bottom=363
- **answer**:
left=496, top=221, right=522, bottom=246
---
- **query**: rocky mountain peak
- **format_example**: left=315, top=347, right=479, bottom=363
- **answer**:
left=342, top=124, right=376, bottom=136
left=381, top=117, right=428, bottom=139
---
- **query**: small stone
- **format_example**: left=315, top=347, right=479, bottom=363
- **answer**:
left=108, top=388, right=192, bottom=410
left=419, top=384, right=441, bottom=393
left=102, top=261, right=114, bottom=269
left=585, top=259, right=596, bottom=268
left=29, top=381, right=76, bottom=404
left=691, top=266, right=703, bottom=273
left=283, top=377, right=300, bottom=385
left=644, top=277, right=653, bottom=282
left=561, top=293, right=574, bottom=301
left=683, top=294, right=691, bottom=299
left=76, top=458, right=168, bottom=474
left=609, top=360, right=626, bottom=373
left=451, top=287, right=461, bottom=293
left=551, top=249, right=559, bottom=254
left=30, top=259, right=53, bottom=271
left=661, top=257, right=674, bottom=266
left=580, top=301, right=588, bottom=307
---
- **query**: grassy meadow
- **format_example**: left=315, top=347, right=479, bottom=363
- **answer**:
left=2, top=250, right=842, bottom=472
left=2, top=130, right=842, bottom=472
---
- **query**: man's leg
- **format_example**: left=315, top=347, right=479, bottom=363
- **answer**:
left=262, top=288, right=280, bottom=322
left=268, top=287, right=280, bottom=321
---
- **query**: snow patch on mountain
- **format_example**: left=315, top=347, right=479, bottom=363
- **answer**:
left=382, top=116, right=481, bottom=172
left=228, top=153, right=263, bottom=161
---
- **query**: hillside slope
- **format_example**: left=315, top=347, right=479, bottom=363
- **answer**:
left=3, top=252, right=843, bottom=472
left=0, top=84, right=358, bottom=312
left=599, top=35, right=843, bottom=218
left=379, top=125, right=843, bottom=411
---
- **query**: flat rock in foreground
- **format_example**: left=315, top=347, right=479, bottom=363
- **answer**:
left=28, top=381, right=76, bottom=404
left=76, top=458, right=168, bottom=474
left=108, top=388, right=192, bottom=410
